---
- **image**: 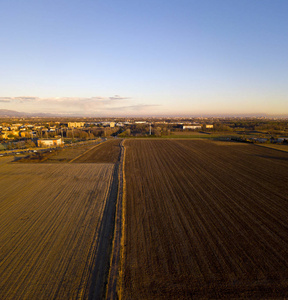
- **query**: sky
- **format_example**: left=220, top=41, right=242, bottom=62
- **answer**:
left=0, top=0, right=287, bottom=117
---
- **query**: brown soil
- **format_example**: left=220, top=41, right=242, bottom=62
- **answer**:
left=123, top=139, right=288, bottom=299
left=71, top=139, right=122, bottom=163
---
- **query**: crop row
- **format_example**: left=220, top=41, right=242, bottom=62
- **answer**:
left=122, top=140, right=288, bottom=299
left=0, top=163, right=113, bottom=299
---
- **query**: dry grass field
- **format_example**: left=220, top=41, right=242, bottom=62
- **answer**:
left=123, top=139, right=288, bottom=299
left=0, top=161, right=114, bottom=299
left=257, top=143, right=288, bottom=153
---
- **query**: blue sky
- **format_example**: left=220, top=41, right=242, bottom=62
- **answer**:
left=0, top=0, right=287, bottom=116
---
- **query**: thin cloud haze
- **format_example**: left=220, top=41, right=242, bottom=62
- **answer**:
left=108, top=104, right=160, bottom=111
left=0, top=95, right=161, bottom=116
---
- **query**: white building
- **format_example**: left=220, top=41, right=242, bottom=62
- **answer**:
left=37, top=137, right=63, bottom=147
left=68, top=122, right=85, bottom=128
left=183, top=125, right=202, bottom=130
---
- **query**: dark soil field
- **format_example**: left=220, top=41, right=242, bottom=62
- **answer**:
left=123, top=139, right=288, bottom=299
left=72, top=139, right=122, bottom=163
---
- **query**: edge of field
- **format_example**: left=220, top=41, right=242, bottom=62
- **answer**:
left=118, top=139, right=126, bottom=300
left=255, top=143, right=288, bottom=153
left=105, top=139, right=126, bottom=299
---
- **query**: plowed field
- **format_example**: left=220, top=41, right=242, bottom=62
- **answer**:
left=72, top=139, right=122, bottom=163
left=0, top=163, right=113, bottom=299
left=123, top=139, right=288, bottom=299
left=15, top=138, right=120, bottom=164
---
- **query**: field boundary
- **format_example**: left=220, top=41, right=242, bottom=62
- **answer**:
left=87, top=164, right=119, bottom=299
left=106, top=139, right=126, bottom=299
left=119, top=139, right=126, bottom=300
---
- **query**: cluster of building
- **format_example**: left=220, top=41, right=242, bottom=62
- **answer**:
left=0, top=119, right=216, bottom=150
left=0, top=122, right=64, bottom=139
left=182, top=124, right=213, bottom=130
left=0, top=123, right=37, bottom=139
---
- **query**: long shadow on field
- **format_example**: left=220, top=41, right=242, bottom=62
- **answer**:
left=88, top=163, right=119, bottom=300
left=255, top=154, right=288, bottom=161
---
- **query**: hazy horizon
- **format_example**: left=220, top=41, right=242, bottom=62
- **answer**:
left=1, top=107, right=288, bottom=119
left=1, top=1, right=287, bottom=116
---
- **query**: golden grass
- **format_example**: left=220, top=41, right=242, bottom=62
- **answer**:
left=0, top=163, right=113, bottom=299
left=257, top=143, right=288, bottom=152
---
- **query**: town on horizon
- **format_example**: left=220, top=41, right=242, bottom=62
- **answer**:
left=1, top=115, right=288, bottom=153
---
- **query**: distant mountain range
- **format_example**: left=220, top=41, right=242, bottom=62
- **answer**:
left=0, top=109, right=54, bottom=118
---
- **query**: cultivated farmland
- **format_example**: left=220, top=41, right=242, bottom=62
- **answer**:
left=122, top=139, right=288, bottom=299
left=72, top=139, right=122, bottom=163
left=0, top=161, right=114, bottom=299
